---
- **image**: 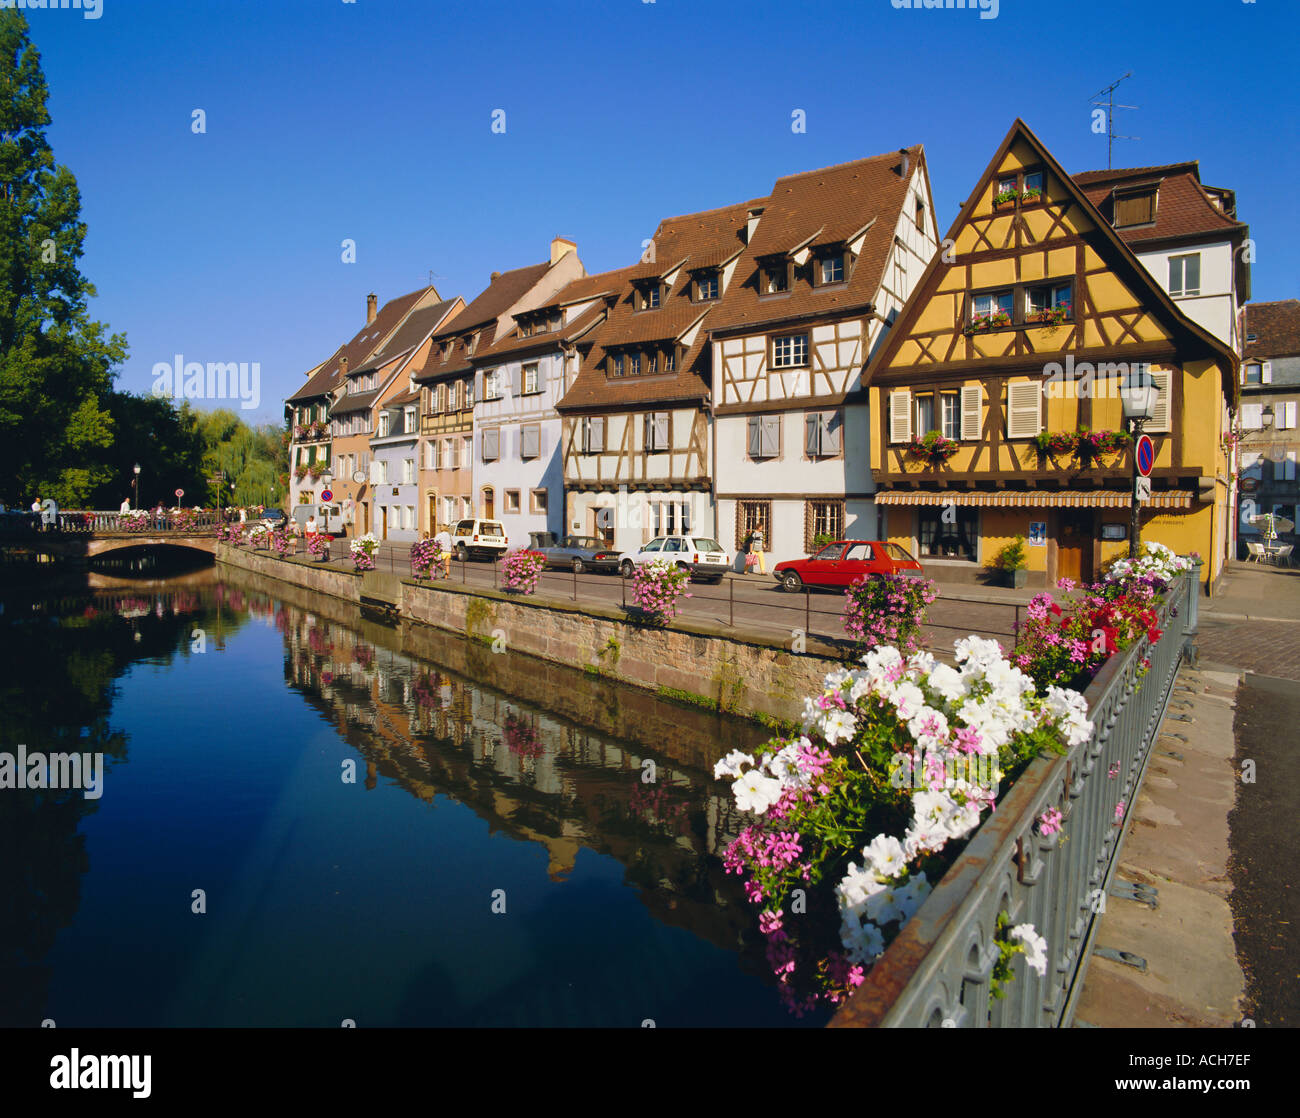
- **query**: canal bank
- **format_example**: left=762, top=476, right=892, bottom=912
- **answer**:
left=215, top=543, right=851, bottom=726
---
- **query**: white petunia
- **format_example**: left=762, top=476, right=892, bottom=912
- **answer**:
left=894, top=872, right=931, bottom=925
left=820, top=708, right=858, bottom=746
left=713, top=750, right=754, bottom=781
left=1010, top=923, right=1049, bottom=977
left=839, top=916, right=885, bottom=964
left=861, top=833, right=907, bottom=879
left=732, top=769, right=783, bottom=815
left=926, top=663, right=967, bottom=704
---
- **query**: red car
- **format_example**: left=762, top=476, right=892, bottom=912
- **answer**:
left=773, top=540, right=924, bottom=592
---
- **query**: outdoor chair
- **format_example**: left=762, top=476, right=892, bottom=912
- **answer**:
left=1246, top=541, right=1266, bottom=564
left=1271, top=544, right=1294, bottom=568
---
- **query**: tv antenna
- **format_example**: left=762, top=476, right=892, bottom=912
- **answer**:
left=1088, top=72, right=1139, bottom=169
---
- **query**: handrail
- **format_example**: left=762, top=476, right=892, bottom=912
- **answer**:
left=829, top=572, right=1191, bottom=1027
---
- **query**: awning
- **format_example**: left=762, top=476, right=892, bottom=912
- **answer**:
left=874, top=489, right=1195, bottom=510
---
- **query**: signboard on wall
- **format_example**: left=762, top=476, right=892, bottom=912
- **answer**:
left=1027, top=521, right=1046, bottom=546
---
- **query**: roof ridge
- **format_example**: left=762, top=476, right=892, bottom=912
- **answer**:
left=1248, top=299, right=1300, bottom=308
left=1074, top=160, right=1199, bottom=180
left=772, top=144, right=922, bottom=184
left=651, top=197, right=762, bottom=225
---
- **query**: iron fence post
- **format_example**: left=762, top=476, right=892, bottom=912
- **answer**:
left=729, top=576, right=734, bottom=628
left=573, top=566, right=577, bottom=601
left=805, top=587, right=810, bottom=636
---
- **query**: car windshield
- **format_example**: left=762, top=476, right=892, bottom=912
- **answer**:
left=813, top=544, right=842, bottom=560
left=481, top=522, right=504, bottom=535
left=885, top=543, right=918, bottom=562
left=692, top=539, right=723, bottom=552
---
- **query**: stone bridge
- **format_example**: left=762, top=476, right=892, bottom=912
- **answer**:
left=1, top=510, right=223, bottom=560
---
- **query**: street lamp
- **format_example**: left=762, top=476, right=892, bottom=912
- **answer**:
left=133, top=463, right=141, bottom=510
left=1120, top=367, right=1159, bottom=559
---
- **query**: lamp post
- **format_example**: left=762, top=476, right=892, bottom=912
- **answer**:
left=1119, top=366, right=1159, bottom=559
left=133, top=463, right=141, bottom=510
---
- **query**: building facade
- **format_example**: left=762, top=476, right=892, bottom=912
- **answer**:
left=866, top=120, right=1239, bottom=588
left=708, top=147, right=939, bottom=566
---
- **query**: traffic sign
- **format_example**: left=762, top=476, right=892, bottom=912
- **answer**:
left=1135, top=434, right=1154, bottom=477
left=175, top=488, right=185, bottom=500
left=320, top=488, right=333, bottom=502
left=1241, top=477, right=1260, bottom=494
left=1134, top=476, right=1152, bottom=503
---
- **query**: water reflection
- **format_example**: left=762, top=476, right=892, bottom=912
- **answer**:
left=1, top=568, right=828, bottom=1026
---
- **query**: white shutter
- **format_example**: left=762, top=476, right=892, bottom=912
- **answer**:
left=960, top=385, right=982, bottom=441
left=654, top=413, right=668, bottom=450
left=591, top=416, right=604, bottom=453
left=805, top=413, right=820, bottom=455
left=761, top=414, right=781, bottom=458
left=1005, top=382, right=1042, bottom=438
left=823, top=411, right=842, bottom=454
left=1283, top=401, right=1297, bottom=430
left=1147, top=370, right=1172, bottom=433
left=747, top=416, right=762, bottom=457
left=889, top=390, right=912, bottom=443
left=1285, top=451, right=1298, bottom=481
left=521, top=425, right=540, bottom=459
left=1240, top=404, right=1264, bottom=430
left=1262, top=361, right=1273, bottom=384
left=369, top=459, right=383, bottom=485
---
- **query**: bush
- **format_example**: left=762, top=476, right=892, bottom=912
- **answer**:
left=842, top=572, right=938, bottom=655
left=995, top=535, right=1028, bottom=572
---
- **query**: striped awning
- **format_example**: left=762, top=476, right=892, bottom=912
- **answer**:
left=874, top=489, right=1195, bottom=510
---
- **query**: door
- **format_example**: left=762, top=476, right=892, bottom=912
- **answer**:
left=428, top=493, right=437, bottom=535
left=381, top=505, right=388, bottom=540
left=594, top=507, right=614, bottom=547
left=482, top=488, right=494, bottom=520
left=1057, top=510, right=1093, bottom=583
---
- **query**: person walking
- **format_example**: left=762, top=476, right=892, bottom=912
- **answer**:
left=306, top=513, right=318, bottom=539
left=119, top=496, right=131, bottom=513
left=434, top=526, right=453, bottom=578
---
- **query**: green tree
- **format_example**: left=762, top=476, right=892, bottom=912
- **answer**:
left=0, top=11, right=126, bottom=507
left=86, top=393, right=207, bottom=509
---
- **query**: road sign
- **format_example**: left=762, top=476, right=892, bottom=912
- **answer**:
left=1135, top=476, right=1152, bottom=503
left=320, top=488, right=333, bottom=502
left=1135, top=434, right=1154, bottom=477
left=1241, top=477, right=1260, bottom=494
left=175, top=488, right=185, bottom=500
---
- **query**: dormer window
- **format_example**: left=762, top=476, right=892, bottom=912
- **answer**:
left=762, top=259, right=790, bottom=294
left=629, top=352, right=642, bottom=376
left=464, top=334, right=478, bottom=356
left=1114, top=186, right=1157, bottom=228
left=664, top=347, right=676, bottom=373
left=817, top=251, right=846, bottom=286
left=994, top=168, right=1045, bottom=207
left=378, top=412, right=392, bottom=438
left=611, top=353, right=625, bottom=378
left=694, top=271, right=719, bottom=302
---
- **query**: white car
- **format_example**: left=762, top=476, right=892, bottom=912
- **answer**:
left=618, top=536, right=731, bottom=583
left=450, top=518, right=509, bottom=561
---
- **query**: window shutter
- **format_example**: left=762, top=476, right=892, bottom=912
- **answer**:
left=1006, top=382, right=1042, bottom=438
left=1148, top=370, right=1172, bottom=433
left=961, top=385, right=983, bottom=441
left=1286, top=451, right=1298, bottom=482
left=823, top=411, right=842, bottom=455
left=747, top=416, right=762, bottom=457
left=509, top=366, right=522, bottom=397
left=1283, top=401, right=1297, bottom=430
left=761, top=415, right=781, bottom=458
left=1263, top=361, right=1274, bottom=384
left=535, top=361, right=547, bottom=391
left=474, top=372, right=484, bottom=403
left=889, top=390, right=912, bottom=443
left=805, top=413, right=820, bottom=456
left=654, top=413, right=668, bottom=449
left=522, top=425, right=540, bottom=459
left=482, top=429, right=499, bottom=461
left=592, top=416, right=604, bottom=453
left=1240, top=404, right=1263, bottom=430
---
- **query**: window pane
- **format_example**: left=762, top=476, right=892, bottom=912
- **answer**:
left=916, top=396, right=935, bottom=434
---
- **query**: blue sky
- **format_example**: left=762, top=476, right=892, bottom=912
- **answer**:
left=26, top=0, right=1300, bottom=426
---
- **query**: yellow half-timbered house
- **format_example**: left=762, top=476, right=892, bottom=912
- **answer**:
left=866, top=120, right=1238, bottom=588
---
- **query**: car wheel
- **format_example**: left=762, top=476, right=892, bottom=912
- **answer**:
left=572, top=557, right=584, bottom=574
left=621, top=560, right=634, bottom=579
left=456, top=543, right=467, bottom=562
left=676, top=562, right=690, bottom=573
left=782, top=571, right=803, bottom=593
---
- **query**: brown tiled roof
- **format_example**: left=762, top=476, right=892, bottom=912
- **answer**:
left=1075, top=167, right=1243, bottom=245
left=557, top=204, right=757, bottom=412
left=708, top=146, right=923, bottom=333
left=435, top=260, right=554, bottom=337
left=469, top=266, right=638, bottom=363
left=381, top=387, right=421, bottom=408
left=353, top=298, right=460, bottom=373
left=1246, top=300, right=1300, bottom=358
left=331, top=389, right=380, bottom=416
left=286, top=286, right=438, bottom=403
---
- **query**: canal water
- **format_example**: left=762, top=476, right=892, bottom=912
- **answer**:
left=0, top=566, right=827, bottom=1027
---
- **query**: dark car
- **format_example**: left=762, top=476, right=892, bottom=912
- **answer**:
left=258, top=508, right=287, bottom=530
left=773, top=540, right=924, bottom=592
left=538, top=535, right=621, bottom=574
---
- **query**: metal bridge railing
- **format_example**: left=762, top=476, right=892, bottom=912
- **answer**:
left=830, top=571, right=1193, bottom=1028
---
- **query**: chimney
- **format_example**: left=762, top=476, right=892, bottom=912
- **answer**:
left=490, top=271, right=501, bottom=283
left=551, top=236, right=577, bottom=264
left=897, top=149, right=910, bottom=178
left=340, top=356, right=348, bottom=376
left=366, top=293, right=377, bottom=324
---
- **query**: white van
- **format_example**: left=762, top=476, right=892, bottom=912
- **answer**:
left=294, top=504, right=345, bottom=537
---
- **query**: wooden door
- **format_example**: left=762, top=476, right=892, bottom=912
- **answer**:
left=483, top=488, right=494, bottom=520
left=1057, top=510, right=1093, bottom=583
left=381, top=505, right=388, bottom=540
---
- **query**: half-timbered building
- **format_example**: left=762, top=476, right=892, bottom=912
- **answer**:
left=557, top=203, right=756, bottom=549
left=866, top=120, right=1239, bottom=588
left=707, top=147, right=938, bottom=564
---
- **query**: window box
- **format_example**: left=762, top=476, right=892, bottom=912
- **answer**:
left=907, top=430, right=959, bottom=466
left=965, top=310, right=1012, bottom=334
left=1027, top=303, right=1072, bottom=327
left=992, top=189, right=1019, bottom=209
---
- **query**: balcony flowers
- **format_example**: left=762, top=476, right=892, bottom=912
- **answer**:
left=965, top=309, right=1012, bottom=334
left=1028, top=301, right=1070, bottom=327
left=307, top=533, right=330, bottom=562
left=294, top=464, right=309, bottom=481
left=907, top=429, right=959, bottom=466
left=350, top=533, right=379, bottom=571
left=992, top=188, right=1019, bottom=209
left=1101, top=540, right=1191, bottom=593
left=1075, top=428, right=1131, bottom=463
left=269, top=527, right=294, bottom=557
left=308, top=463, right=324, bottom=481
left=500, top=549, right=547, bottom=595
left=120, top=510, right=149, bottom=533
left=310, top=420, right=329, bottom=440
left=293, top=424, right=308, bottom=440
left=713, top=638, right=1090, bottom=1014
left=842, top=571, right=938, bottom=655
left=627, top=558, right=691, bottom=626
left=248, top=523, right=271, bottom=549
left=409, top=538, right=439, bottom=579
left=1019, top=186, right=1043, bottom=204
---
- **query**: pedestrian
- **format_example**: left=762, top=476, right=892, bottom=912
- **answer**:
left=434, top=525, right=453, bottom=578
left=239, top=507, right=247, bottom=524
left=119, top=496, right=131, bottom=513
left=306, top=513, right=318, bottom=539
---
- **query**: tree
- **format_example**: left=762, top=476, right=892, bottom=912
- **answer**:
left=86, top=393, right=206, bottom=509
left=0, top=11, right=126, bottom=507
